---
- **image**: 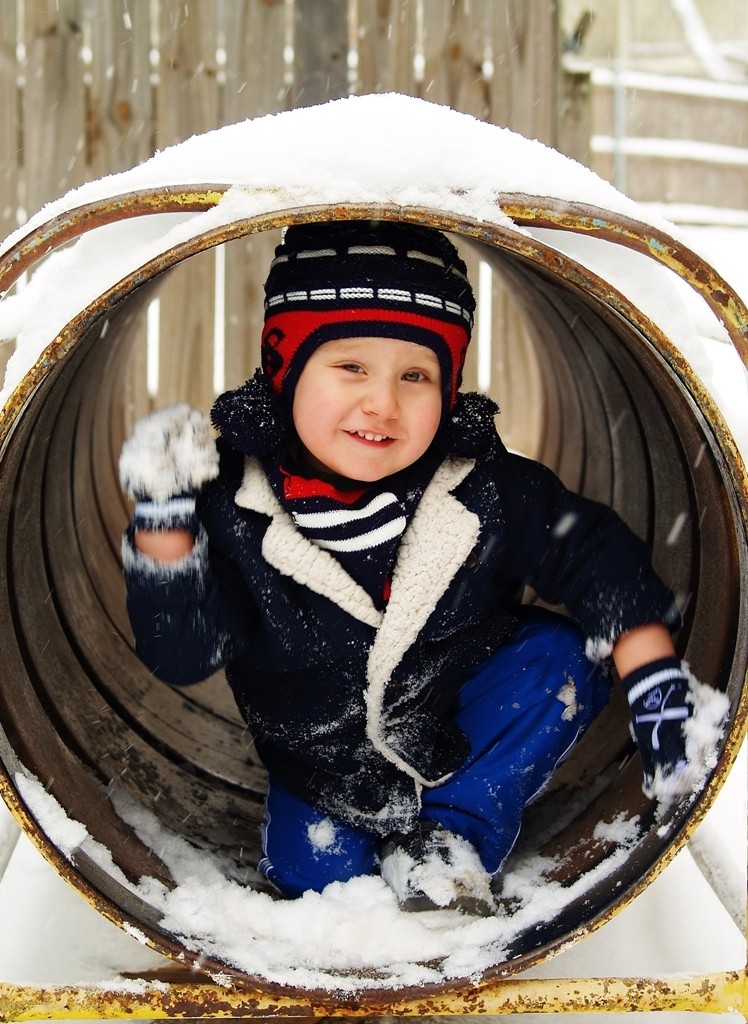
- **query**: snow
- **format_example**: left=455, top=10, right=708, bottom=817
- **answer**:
left=306, top=816, right=339, bottom=853
left=379, top=828, right=496, bottom=917
left=0, top=93, right=654, bottom=255
left=591, top=134, right=748, bottom=166
left=1, top=746, right=744, bottom=1011
left=119, top=403, right=220, bottom=503
left=0, top=91, right=683, bottom=408
left=8, top=773, right=695, bottom=993
left=0, top=93, right=745, bottom=1013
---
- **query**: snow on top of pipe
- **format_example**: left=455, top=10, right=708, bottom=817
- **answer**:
left=0, top=91, right=662, bottom=411
left=1, top=92, right=658, bottom=253
left=0, top=91, right=745, bottom=450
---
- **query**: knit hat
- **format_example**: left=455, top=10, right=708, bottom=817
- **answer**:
left=260, top=220, right=475, bottom=411
left=211, top=220, right=499, bottom=462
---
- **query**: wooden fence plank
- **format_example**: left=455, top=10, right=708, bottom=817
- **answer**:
left=490, top=280, right=544, bottom=460
left=0, top=3, right=18, bottom=241
left=487, top=0, right=559, bottom=145
left=587, top=79, right=748, bottom=208
left=355, top=0, right=419, bottom=96
left=419, top=0, right=491, bottom=118
left=151, top=1, right=221, bottom=412
left=417, top=0, right=453, bottom=105
left=219, top=0, right=288, bottom=394
left=153, top=258, right=217, bottom=412
left=10, top=0, right=89, bottom=405
left=292, top=0, right=349, bottom=108
left=558, top=68, right=593, bottom=165
left=153, top=0, right=221, bottom=150
left=218, top=0, right=289, bottom=122
left=21, top=0, right=88, bottom=215
left=222, top=230, right=282, bottom=394
left=83, top=2, right=157, bottom=428
left=613, top=85, right=748, bottom=149
left=122, top=306, right=152, bottom=428
left=83, top=0, right=155, bottom=178
left=477, top=0, right=557, bottom=444
left=417, top=0, right=494, bottom=396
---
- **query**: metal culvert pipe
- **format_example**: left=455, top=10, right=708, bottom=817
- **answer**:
left=0, top=188, right=746, bottom=1005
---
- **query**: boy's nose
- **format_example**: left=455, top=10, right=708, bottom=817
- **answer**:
left=362, top=378, right=399, bottom=419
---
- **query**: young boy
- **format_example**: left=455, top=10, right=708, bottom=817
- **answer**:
left=120, top=220, right=708, bottom=916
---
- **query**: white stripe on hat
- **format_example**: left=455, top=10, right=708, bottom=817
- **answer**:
left=297, top=248, right=336, bottom=259
left=415, top=292, right=444, bottom=309
left=407, top=249, right=446, bottom=267
left=377, top=288, right=412, bottom=302
left=347, top=244, right=397, bottom=256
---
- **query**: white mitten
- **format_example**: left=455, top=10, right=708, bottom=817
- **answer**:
left=119, top=404, right=219, bottom=530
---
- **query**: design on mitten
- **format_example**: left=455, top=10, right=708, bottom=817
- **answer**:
left=634, top=681, right=690, bottom=754
left=624, top=657, right=730, bottom=809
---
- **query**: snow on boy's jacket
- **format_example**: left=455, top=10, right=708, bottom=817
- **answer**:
left=123, top=436, right=680, bottom=837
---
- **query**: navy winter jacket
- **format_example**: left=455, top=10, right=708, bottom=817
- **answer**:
left=123, top=438, right=679, bottom=836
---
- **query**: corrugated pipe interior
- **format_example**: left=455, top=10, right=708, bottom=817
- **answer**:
left=0, top=194, right=746, bottom=1001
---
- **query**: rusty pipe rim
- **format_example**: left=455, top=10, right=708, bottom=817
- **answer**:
left=1, top=187, right=746, bottom=359
left=0, top=196, right=746, bottom=1001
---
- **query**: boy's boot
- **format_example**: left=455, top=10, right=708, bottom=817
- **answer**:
left=380, top=821, right=496, bottom=917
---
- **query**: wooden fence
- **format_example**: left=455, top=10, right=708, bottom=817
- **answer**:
left=561, top=0, right=748, bottom=211
left=0, top=0, right=560, bottom=237
left=568, top=63, right=748, bottom=210
left=0, top=0, right=558, bottom=455
left=2, top=2, right=747, bottom=440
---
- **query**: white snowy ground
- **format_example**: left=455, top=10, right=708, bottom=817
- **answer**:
left=0, top=218, right=745, bottom=1022
left=0, top=745, right=744, bottom=1023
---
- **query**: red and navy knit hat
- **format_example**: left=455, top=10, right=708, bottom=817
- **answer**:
left=260, top=220, right=475, bottom=412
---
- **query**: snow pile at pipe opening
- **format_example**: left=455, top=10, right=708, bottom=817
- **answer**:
left=1, top=94, right=745, bottom=461
left=0, top=93, right=661, bottom=259
left=0, top=91, right=699, bottom=409
left=14, top=770, right=661, bottom=993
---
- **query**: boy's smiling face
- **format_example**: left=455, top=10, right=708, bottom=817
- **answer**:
left=292, top=336, right=443, bottom=482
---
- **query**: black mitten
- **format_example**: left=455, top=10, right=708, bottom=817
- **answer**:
left=622, top=656, right=691, bottom=794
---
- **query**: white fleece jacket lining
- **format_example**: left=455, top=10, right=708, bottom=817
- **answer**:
left=234, top=455, right=481, bottom=787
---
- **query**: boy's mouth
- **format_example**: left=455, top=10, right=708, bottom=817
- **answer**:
left=348, top=430, right=393, bottom=443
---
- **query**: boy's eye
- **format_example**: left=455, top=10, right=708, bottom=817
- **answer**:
left=338, top=362, right=365, bottom=373
left=402, top=370, right=427, bottom=382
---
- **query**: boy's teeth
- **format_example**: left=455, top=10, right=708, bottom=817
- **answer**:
left=356, top=430, right=388, bottom=442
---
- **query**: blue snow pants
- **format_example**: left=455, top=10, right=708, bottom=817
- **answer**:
left=259, top=608, right=611, bottom=897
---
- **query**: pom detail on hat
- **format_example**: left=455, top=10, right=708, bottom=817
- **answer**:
left=442, top=391, right=500, bottom=459
left=210, top=369, right=290, bottom=456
